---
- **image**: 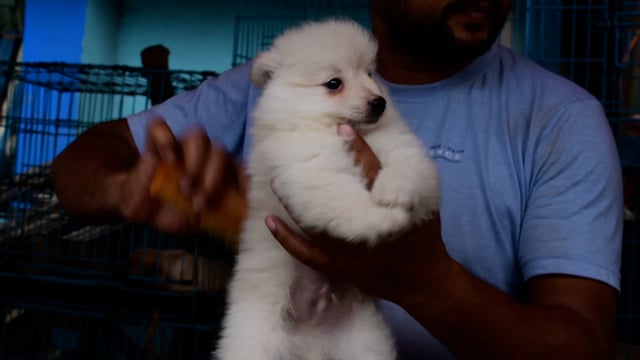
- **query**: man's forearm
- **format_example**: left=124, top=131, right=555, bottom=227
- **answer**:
left=401, top=261, right=614, bottom=359
left=262, top=198, right=616, bottom=359
left=50, top=119, right=138, bottom=223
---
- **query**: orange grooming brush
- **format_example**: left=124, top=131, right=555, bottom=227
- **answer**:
left=149, top=162, right=245, bottom=251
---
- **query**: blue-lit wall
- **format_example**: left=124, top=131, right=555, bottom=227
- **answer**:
left=82, top=0, right=119, bottom=65
left=22, top=0, right=88, bottom=63
left=11, top=0, right=89, bottom=173
left=114, top=0, right=237, bottom=72
left=23, top=0, right=239, bottom=72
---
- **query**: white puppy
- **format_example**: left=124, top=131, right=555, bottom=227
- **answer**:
left=215, top=18, right=440, bottom=360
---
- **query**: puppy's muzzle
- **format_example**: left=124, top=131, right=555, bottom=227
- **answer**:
left=368, top=96, right=386, bottom=117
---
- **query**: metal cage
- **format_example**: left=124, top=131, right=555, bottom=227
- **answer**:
left=0, top=62, right=233, bottom=359
left=231, top=0, right=370, bottom=67
left=523, top=1, right=640, bottom=357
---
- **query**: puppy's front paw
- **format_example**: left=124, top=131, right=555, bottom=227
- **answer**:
left=374, top=206, right=411, bottom=239
left=341, top=206, right=410, bottom=246
left=371, top=169, right=415, bottom=210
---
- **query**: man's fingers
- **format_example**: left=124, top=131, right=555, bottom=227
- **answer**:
left=338, top=124, right=381, bottom=189
left=199, top=145, right=232, bottom=199
left=266, top=216, right=332, bottom=271
left=146, top=119, right=180, bottom=164
left=181, top=128, right=211, bottom=180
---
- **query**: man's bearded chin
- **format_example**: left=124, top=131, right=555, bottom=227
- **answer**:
left=384, top=3, right=507, bottom=64
left=388, top=21, right=503, bottom=65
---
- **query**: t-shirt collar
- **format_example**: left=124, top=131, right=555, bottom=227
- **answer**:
left=376, top=43, right=501, bottom=99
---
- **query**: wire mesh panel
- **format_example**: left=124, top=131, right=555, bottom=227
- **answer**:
left=611, top=8, right=640, bottom=357
left=524, top=1, right=639, bottom=357
left=232, top=16, right=310, bottom=67
left=0, top=62, right=233, bottom=359
left=0, top=298, right=222, bottom=359
left=525, top=1, right=613, bottom=105
left=231, top=0, right=370, bottom=67
left=0, top=62, right=218, bottom=175
left=613, top=2, right=640, bottom=129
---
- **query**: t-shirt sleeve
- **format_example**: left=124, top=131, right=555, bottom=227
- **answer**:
left=519, top=98, right=623, bottom=291
left=126, top=61, right=254, bottom=158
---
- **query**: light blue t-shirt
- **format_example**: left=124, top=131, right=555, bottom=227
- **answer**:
left=128, top=44, right=623, bottom=359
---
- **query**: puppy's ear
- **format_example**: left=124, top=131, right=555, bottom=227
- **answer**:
left=251, top=50, right=278, bottom=87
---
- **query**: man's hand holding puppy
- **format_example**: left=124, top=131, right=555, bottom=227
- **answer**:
left=266, top=122, right=448, bottom=305
left=267, top=124, right=616, bottom=360
left=267, top=123, right=447, bottom=303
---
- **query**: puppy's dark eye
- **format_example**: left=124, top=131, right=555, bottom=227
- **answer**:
left=368, top=72, right=372, bottom=77
left=325, top=78, right=343, bottom=91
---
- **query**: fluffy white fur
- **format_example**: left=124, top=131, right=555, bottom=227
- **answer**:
left=215, top=19, right=440, bottom=360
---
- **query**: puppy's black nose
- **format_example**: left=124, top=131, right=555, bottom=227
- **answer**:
left=368, top=96, right=386, bottom=116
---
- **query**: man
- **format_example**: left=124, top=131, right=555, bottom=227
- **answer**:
left=50, top=0, right=623, bottom=358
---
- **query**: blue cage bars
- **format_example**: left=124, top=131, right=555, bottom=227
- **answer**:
left=0, top=62, right=235, bottom=359
left=232, top=0, right=370, bottom=67
left=523, top=1, right=640, bottom=357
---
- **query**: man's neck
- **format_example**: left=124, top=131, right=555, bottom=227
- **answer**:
left=376, top=41, right=473, bottom=85
left=371, top=15, right=477, bottom=85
